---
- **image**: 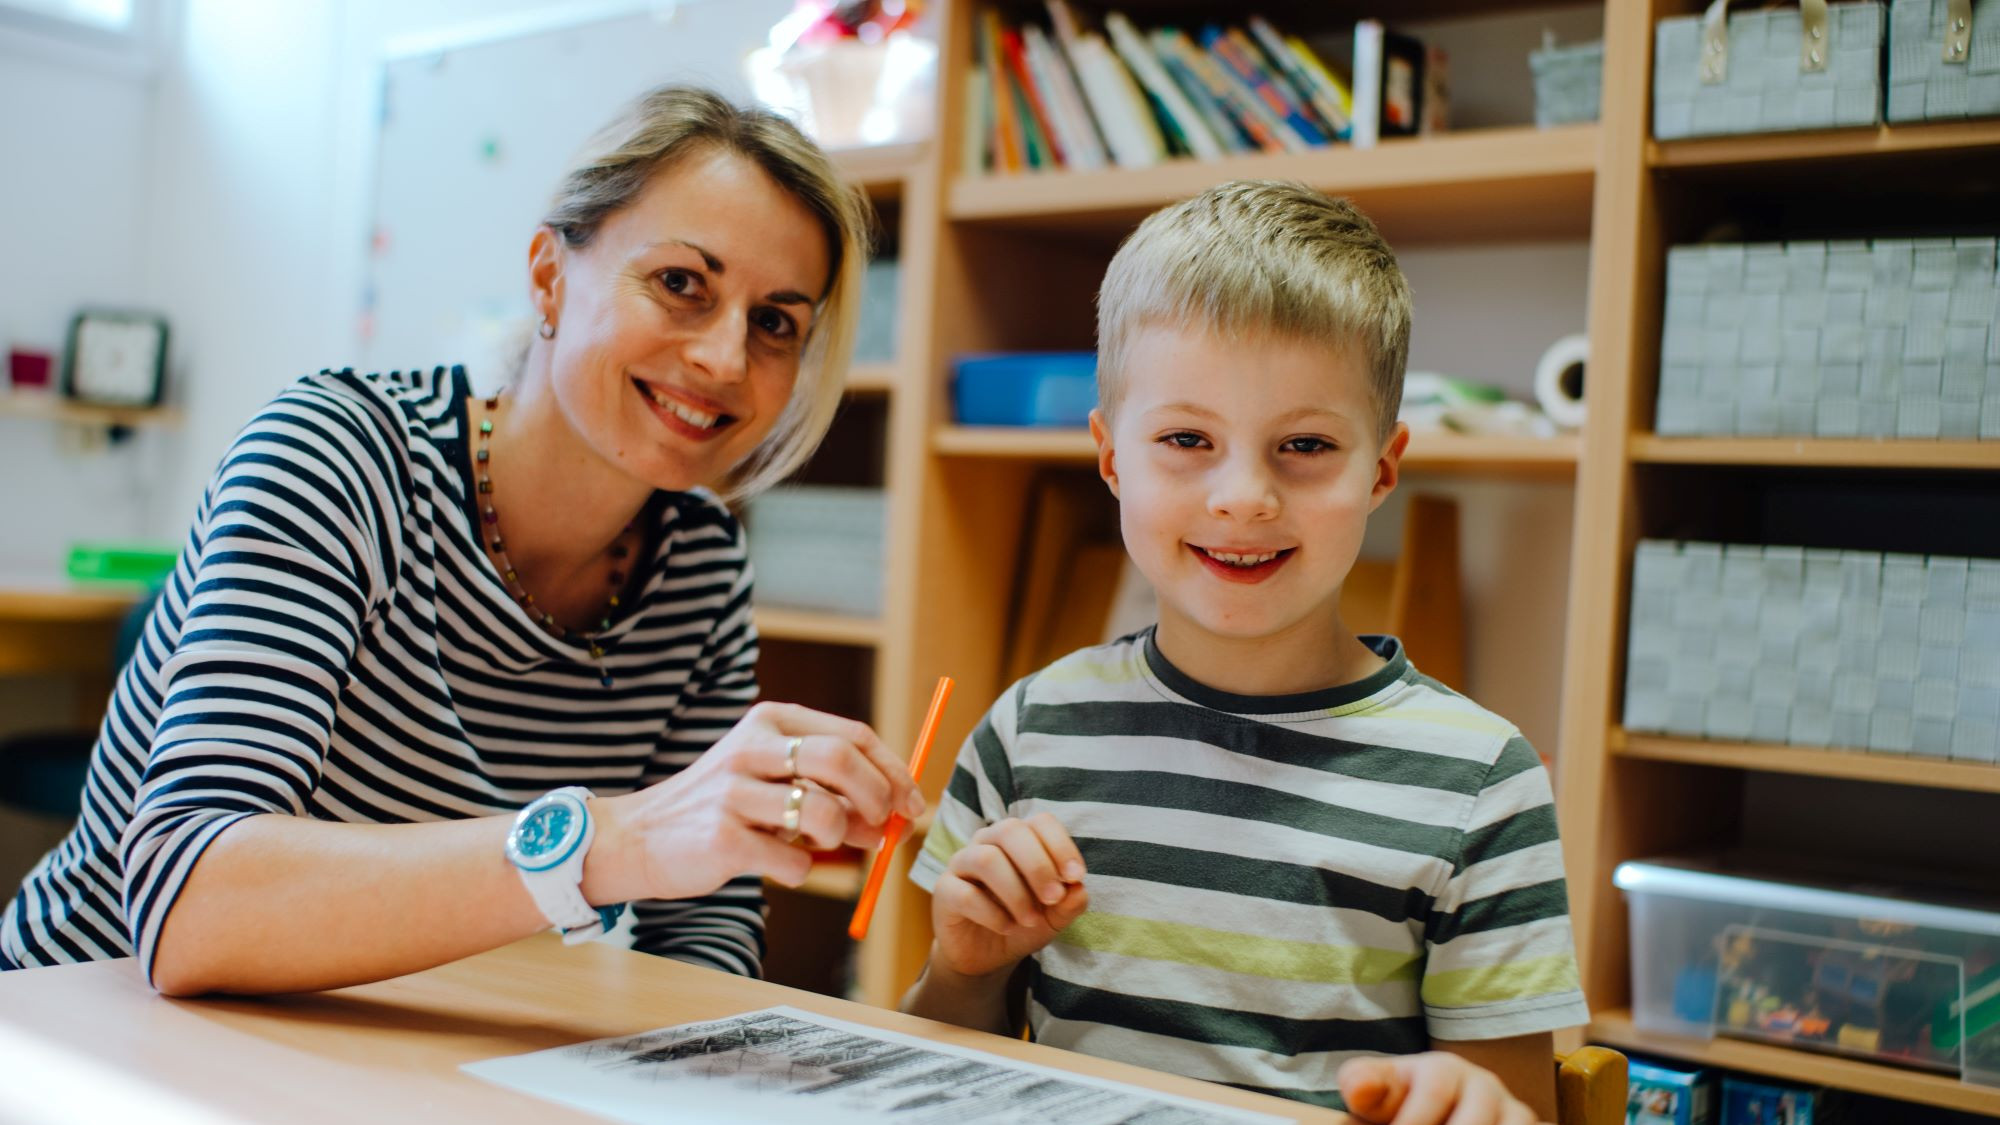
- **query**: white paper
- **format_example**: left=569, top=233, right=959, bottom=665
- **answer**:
left=463, top=1005, right=1289, bottom=1125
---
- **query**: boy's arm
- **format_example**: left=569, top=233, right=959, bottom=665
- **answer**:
left=902, top=957, right=1031, bottom=1037
left=1434, top=1033, right=1557, bottom=1123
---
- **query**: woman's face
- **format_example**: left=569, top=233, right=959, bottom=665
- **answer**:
left=533, top=147, right=831, bottom=492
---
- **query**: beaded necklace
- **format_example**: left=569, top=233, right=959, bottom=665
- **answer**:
left=472, top=392, right=638, bottom=687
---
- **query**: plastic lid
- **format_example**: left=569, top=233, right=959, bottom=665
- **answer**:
left=1614, top=858, right=2000, bottom=937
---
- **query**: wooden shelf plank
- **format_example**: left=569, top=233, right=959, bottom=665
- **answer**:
left=933, top=426, right=1580, bottom=476
left=1612, top=729, right=2000, bottom=795
left=753, top=606, right=883, bottom=648
left=831, top=141, right=927, bottom=203
left=1592, top=1008, right=2000, bottom=1116
left=845, top=362, right=897, bottom=394
left=1631, top=435, right=2000, bottom=470
left=770, top=859, right=864, bottom=902
left=0, top=394, right=182, bottom=429
left=1650, top=120, right=2000, bottom=169
left=948, top=125, right=1599, bottom=245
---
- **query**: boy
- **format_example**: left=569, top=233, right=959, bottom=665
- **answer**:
left=902, top=182, right=1588, bottom=1124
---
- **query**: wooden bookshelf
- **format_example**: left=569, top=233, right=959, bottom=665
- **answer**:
left=1650, top=120, right=2000, bottom=169
left=1593, top=1008, right=2000, bottom=1117
left=754, top=606, right=883, bottom=649
left=783, top=859, right=864, bottom=901
left=0, top=393, right=182, bottom=429
left=1612, top=729, right=2000, bottom=796
left=1630, top=435, right=2000, bottom=470
left=949, top=124, right=1600, bottom=245
left=933, top=426, right=1581, bottom=477
left=830, top=141, right=929, bottom=203
left=846, top=362, right=897, bottom=394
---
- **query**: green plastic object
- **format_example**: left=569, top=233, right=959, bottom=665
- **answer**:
left=66, top=542, right=178, bottom=585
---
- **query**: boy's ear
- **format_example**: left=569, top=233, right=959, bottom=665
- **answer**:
left=1089, top=409, right=1119, bottom=498
left=528, top=226, right=566, bottom=330
left=1367, top=421, right=1410, bottom=514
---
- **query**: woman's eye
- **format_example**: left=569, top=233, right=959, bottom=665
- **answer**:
left=753, top=308, right=797, bottom=339
left=1159, top=432, right=1207, bottom=449
left=659, top=268, right=699, bottom=296
left=1283, top=436, right=1334, bottom=455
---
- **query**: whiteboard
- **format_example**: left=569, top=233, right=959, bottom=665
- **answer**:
left=362, top=0, right=793, bottom=382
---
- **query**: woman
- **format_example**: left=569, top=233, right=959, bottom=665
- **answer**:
left=0, top=86, right=921, bottom=995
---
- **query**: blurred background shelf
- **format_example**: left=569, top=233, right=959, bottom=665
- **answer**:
left=1649, top=120, right=2000, bottom=169
left=1591, top=1008, right=2000, bottom=1117
left=753, top=607, right=883, bottom=649
left=1612, top=729, right=2000, bottom=796
left=0, top=394, right=182, bottom=429
left=1630, top=436, right=2000, bottom=471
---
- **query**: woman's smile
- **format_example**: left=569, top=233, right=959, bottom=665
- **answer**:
left=631, top=375, right=735, bottom=442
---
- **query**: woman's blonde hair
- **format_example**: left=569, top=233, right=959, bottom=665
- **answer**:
left=540, top=85, right=872, bottom=501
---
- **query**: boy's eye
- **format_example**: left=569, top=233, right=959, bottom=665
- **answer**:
left=1282, top=436, right=1335, bottom=455
left=1159, top=431, right=1208, bottom=450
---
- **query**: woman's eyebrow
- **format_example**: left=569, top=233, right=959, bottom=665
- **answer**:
left=651, top=240, right=812, bottom=305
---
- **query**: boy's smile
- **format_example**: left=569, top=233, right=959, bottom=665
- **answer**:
left=1092, top=325, right=1408, bottom=697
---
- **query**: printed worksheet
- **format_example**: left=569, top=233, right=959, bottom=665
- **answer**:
left=463, top=1005, right=1291, bottom=1125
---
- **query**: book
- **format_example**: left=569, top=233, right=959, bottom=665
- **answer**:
left=1022, top=23, right=1107, bottom=170
left=1150, top=29, right=1254, bottom=153
left=1208, top=24, right=1328, bottom=146
left=1103, top=12, right=1224, bottom=160
left=1247, top=17, right=1350, bottom=139
left=1154, top=26, right=1286, bottom=153
left=1282, top=33, right=1354, bottom=138
left=1421, top=42, right=1450, bottom=135
left=1056, top=14, right=1166, bottom=167
left=1351, top=19, right=1427, bottom=147
left=961, top=66, right=990, bottom=175
left=1000, top=26, right=1060, bottom=167
left=978, top=10, right=1024, bottom=171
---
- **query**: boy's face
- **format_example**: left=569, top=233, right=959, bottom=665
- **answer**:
left=1091, top=324, right=1406, bottom=649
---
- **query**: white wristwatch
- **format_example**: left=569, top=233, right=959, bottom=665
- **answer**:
left=505, top=786, right=624, bottom=944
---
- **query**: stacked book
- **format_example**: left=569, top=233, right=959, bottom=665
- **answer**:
left=966, top=3, right=1448, bottom=174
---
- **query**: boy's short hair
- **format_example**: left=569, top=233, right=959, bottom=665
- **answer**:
left=1096, top=180, right=1412, bottom=443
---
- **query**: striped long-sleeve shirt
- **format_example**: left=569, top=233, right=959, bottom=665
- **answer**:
left=1, top=365, right=765, bottom=981
left=912, top=630, right=1589, bottom=1110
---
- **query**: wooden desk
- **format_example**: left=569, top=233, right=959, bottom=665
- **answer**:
left=0, top=580, right=143, bottom=728
left=0, top=935, right=1346, bottom=1123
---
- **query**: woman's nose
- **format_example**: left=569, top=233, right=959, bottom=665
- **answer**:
left=683, top=307, right=749, bottom=385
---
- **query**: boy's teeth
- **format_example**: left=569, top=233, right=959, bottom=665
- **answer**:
left=1203, top=548, right=1280, bottom=567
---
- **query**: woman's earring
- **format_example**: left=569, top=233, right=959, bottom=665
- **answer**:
left=538, top=319, right=556, bottom=340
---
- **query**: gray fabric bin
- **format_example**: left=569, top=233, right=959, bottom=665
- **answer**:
left=1656, top=237, right=2000, bottom=440
left=1655, top=0, right=1885, bottom=138
left=1888, top=0, right=2000, bottom=120
left=1530, top=39, right=1604, bottom=127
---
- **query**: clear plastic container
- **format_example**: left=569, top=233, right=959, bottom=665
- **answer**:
left=1615, top=855, right=2000, bottom=1087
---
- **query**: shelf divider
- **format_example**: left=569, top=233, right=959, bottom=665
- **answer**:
left=1612, top=729, right=2000, bottom=795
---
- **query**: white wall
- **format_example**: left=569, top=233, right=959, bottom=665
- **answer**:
left=0, top=38, right=169, bottom=574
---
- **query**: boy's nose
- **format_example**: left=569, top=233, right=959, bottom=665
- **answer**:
left=1206, top=458, right=1280, bottom=521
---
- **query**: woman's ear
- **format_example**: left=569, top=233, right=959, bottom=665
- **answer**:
left=1089, top=408, right=1119, bottom=499
left=528, top=226, right=565, bottom=328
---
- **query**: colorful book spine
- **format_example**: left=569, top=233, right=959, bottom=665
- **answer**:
left=1350, top=18, right=1384, bottom=148
left=1023, top=23, right=1107, bottom=170
left=1247, top=17, right=1349, bottom=139
left=1154, top=27, right=1285, bottom=153
left=1104, top=11, right=1222, bottom=160
left=1001, top=26, right=1061, bottom=167
left=1203, top=24, right=1324, bottom=148
left=979, top=10, right=1024, bottom=171
left=1150, top=29, right=1253, bottom=153
left=1283, top=33, right=1354, bottom=137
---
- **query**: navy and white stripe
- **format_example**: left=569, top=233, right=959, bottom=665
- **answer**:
left=2, top=365, right=764, bottom=981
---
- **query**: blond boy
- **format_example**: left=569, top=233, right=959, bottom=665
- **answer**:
left=902, top=182, right=1588, bottom=1123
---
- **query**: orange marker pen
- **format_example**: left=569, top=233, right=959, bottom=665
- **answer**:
left=848, top=675, right=953, bottom=941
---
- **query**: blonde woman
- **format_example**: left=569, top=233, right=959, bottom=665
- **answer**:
left=0, top=86, right=920, bottom=995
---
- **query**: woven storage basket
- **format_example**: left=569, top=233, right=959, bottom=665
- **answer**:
left=1655, top=0, right=1884, bottom=138
left=1656, top=238, right=2000, bottom=440
left=1888, top=0, right=2000, bottom=120
left=1529, top=39, right=1604, bottom=126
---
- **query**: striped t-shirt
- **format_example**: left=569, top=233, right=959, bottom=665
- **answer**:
left=2, top=365, right=765, bottom=981
left=911, top=630, right=1589, bottom=1109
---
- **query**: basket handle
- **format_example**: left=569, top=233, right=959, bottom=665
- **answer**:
left=1945, top=0, right=1972, bottom=64
left=1700, top=0, right=1831, bottom=85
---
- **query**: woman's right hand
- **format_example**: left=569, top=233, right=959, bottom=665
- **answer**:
left=582, top=701, right=925, bottom=904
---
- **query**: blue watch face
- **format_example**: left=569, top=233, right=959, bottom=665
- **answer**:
left=511, top=798, right=584, bottom=871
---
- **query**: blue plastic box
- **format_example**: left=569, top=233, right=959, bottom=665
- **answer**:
left=951, top=352, right=1097, bottom=427
left=1628, top=1057, right=1715, bottom=1125
left=1719, top=1077, right=1829, bottom=1124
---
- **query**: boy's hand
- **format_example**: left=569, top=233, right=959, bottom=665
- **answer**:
left=1337, top=1052, right=1542, bottom=1125
left=930, top=813, right=1089, bottom=978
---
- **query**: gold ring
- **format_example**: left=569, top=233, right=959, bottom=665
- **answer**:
left=784, top=736, right=804, bottom=779
left=780, top=784, right=807, bottom=841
